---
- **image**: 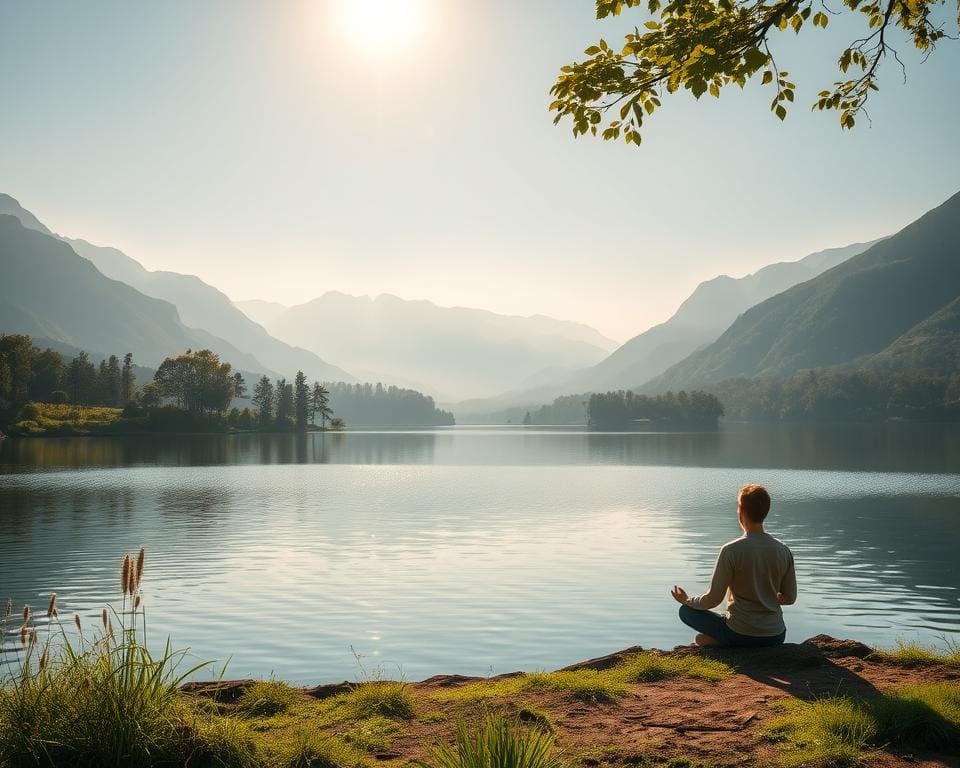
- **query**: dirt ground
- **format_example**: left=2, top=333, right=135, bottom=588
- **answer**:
left=185, top=635, right=960, bottom=768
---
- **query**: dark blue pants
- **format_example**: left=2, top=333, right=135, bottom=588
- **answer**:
left=678, top=604, right=785, bottom=648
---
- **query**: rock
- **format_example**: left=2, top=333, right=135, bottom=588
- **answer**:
left=181, top=679, right=256, bottom=701
left=802, top=635, right=873, bottom=659
left=304, top=681, right=353, bottom=699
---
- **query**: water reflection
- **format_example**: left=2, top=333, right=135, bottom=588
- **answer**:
left=1, top=423, right=958, bottom=473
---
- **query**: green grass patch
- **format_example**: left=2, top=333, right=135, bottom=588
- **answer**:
left=237, top=679, right=301, bottom=717
left=523, top=670, right=628, bottom=704
left=764, top=683, right=960, bottom=766
left=433, top=652, right=732, bottom=706
left=343, top=715, right=404, bottom=752
left=429, top=714, right=561, bottom=768
left=184, top=715, right=261, bottom=768
left=278, top=730, right=369, bottom=768
left=615, top=653, right=732, bottom=684
left=517, top=706, right=554, bottom=733
left=14, top=401, right=124, bottom=435
left=871, top=638, right=960, bottom=668
left=340, top=681, right=417, bottom=720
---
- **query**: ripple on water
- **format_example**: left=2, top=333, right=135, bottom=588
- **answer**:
left=1, top=460, right=959, bottom=682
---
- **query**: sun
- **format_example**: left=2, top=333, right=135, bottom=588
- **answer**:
left=333, top=0, right=428, bottom=56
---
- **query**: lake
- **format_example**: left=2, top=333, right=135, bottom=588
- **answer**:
left=2, top=424, right=959, bottom=683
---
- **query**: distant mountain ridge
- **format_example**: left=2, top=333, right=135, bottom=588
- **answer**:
left=242, top=291, right=619, bottom=401
left=0, top=214, right=263, bottom=373
left=645, top=190, right=960, bottom=391
left=453, top=239, right=877, bottom=418
left=0, top=193, right=352, bottom=383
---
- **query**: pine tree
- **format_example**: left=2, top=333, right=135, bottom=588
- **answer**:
left=121, top=352, right=136, bottom=404
left=294, top=371, right=309, bottom=432
left=274, top=378, right=294, bottom=427
left=311, top=382, right=332, bottom=429
left=251, top=375, right=274, bottom=428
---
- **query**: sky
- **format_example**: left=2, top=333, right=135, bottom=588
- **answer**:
left=1, top=0, right=958, bottom=342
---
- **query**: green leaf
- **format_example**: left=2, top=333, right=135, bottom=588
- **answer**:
left=742, top=48, right=768, bottom=71
left=775, top=104, right=787, bottom=120
left=762, top=71, right=773, bottom=85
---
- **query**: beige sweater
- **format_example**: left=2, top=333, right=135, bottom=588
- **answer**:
left=686, top=531, right=797, bottom=636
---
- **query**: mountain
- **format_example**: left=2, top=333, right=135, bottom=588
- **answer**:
left=574, top=240, right=877, bottom=391
left=0, top=193, right=52, bottom=236
left=244, top=292, right=619, bottom=401
left=646, top=190, right=960, bottom=390
left=452, top=240, right=875, bottom=418
left=0, top=214, right=265, bottom=372
left=235, top=299, right=289, bottom=328
left=0, top=194, right=352, bottom=384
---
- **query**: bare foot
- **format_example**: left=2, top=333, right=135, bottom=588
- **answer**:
left=695, top=633, right=720, bottom=647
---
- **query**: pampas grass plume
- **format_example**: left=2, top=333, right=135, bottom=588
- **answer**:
left=121, top=555, right=132, bottom=595
left=135, top=547, right=145, bottom=588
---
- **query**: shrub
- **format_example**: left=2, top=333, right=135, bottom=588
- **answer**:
left=48, top=390, right=69, bottom=404
left=17, top=402, right=41, bottom=421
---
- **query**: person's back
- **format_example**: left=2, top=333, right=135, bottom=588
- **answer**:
left=671, top=484, right=797, bottom=647
left=712, top=531, right=795, bottom=636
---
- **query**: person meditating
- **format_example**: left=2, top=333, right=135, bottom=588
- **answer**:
left=671, top=483, right=797, bottom=647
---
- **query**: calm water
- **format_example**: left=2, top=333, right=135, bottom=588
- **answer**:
left=1, top=425, right=959, bottom=683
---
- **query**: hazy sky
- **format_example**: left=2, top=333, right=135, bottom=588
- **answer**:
left=2, top=1, right=958, bottom=341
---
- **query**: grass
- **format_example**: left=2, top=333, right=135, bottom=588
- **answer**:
left=763, top=683, right=960, bottom=766
left=429, top=714, right=561, bottom=768
left=339, top=681, right=417, bottom=720
left=279, top=731, right=369, bottom=768
left=0, top=549, right=222, bottom=768
left=343, top=715, right=404, bottom=751
left=870, top=637, right=960, bottom=668
left=433, top=652, right=733, bottom=705
left=516, top=706, right=555, bottom=733
left=237, top=680, right=301, bottom=717
left=14, top=402, right=124, bottom=435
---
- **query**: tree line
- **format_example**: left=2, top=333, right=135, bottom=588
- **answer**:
left=711, top=369, right=960, bottom=422
left=1, top=335, right=136, bottom=415
left=249, top=373, right=340, bottom=432
left=322, top=382, right=454, bottom=427
left=588, top=390, right=725, bottom=429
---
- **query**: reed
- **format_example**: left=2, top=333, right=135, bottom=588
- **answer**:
left=0, top=549, right=221, bottom=768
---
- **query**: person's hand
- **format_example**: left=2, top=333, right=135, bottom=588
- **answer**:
left=671, top=585, right=689, bottom=604
left=776, top=592, right=788, bottom=605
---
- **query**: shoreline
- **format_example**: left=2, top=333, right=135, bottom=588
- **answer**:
left=177, top=635, right=960, bottom=768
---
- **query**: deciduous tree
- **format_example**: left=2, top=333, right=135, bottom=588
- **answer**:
left=551, top=0, right=958, bottom=145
